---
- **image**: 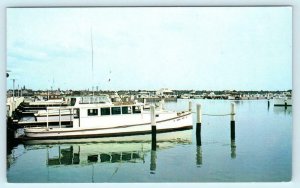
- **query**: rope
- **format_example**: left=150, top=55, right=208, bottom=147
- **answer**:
left=191, top=112, right=235, bottom=116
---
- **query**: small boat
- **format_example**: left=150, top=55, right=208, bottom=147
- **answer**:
left=273, top=93, right=292, bottom=106
left=23, top=95, right=192, bottom=139
left=180, top=94, right=190, bottom=99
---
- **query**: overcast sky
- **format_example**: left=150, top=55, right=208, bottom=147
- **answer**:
left=7, top=7, right=292, bottom=91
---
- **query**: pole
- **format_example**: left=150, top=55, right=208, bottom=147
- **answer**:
left=230, top=103, right=236, bottom=140
left=46, top=107, right=49, bottom=129
left=91, top=27, right=94, bottom=97
left=196, top=104, right=202, bottom=146
left=12, top=79, right=15, bottom=111
left=161, top=99, right=165, bottom=110
left=188, top=101, right=192, bottom=112
left=70, top=108, right=73, bottom=127
left=150, top=105, right=156, bottom=151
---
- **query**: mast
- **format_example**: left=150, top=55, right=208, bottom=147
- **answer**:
left=90, top=27, right=94, bottom=97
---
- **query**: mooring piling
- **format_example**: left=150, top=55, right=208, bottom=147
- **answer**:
left=230, top=103, right=236, bottom=141
left=189, top=101, right=192, bottom=112
left=150, top=105, right=157, bottom=151
left=196, top=104, right=202, bottom=146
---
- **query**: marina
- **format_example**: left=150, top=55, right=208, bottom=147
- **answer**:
left=7, top=99, right=292, bottom=182
left=5, top=7, right=292, bottom=183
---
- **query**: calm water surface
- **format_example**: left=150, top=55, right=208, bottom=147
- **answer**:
left=7, top=99, right=292, bottom=182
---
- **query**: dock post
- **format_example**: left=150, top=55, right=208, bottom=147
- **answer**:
left=230, top=103, right=236, bottom=140
left=46, top=107, right=49, bottom=129
left=150, top=105, right=157, bottom=151
left=189, top=101, right=192, bottom=112
left=161, top=99, right=165, bottom=110
left=196, top=104, right=202, bottom=146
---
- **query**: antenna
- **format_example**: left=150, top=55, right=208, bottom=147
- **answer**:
left=90, top=27, right=94, bottom=97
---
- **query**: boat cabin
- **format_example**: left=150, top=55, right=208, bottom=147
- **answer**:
left=56, top=95, right=145, bottom=129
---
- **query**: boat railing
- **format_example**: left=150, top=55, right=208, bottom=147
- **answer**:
left=46, top=106, right=75, bottom=129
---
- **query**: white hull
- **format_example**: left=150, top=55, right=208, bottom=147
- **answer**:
left=23, top=129, right=192, bottom=146
left=273, top=98, right=292, bottom=106
left=227, top=96, right=235, bottom=100
left=24, top=112, right=192, bottom=139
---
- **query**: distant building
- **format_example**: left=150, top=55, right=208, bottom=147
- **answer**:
left=156, top=88, right=173, bottom=95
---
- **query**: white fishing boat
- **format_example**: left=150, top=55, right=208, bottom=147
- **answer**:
left=273, top=93, right=292, bottom=106
left=33, top=95, right=112, bottom=122
left=23, top=95, right=192, bottom=139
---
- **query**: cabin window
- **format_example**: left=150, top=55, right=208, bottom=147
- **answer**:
left=101, top=108, right=111, bottom=116
left=122, top=106, right=132, bottom=114
left=87, top=155, right=98, bottom=163
left=70, top=98, right=76, bottom=106
left=133, top=106, right=141, bottom=114
left=87, top=109, right=98, bottom=116
left=112, top=107, right=121, bottom=115
left=73, top=109, right=79, bottom=119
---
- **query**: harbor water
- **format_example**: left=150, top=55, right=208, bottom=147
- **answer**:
left=6, top=99, right=292, bottom=182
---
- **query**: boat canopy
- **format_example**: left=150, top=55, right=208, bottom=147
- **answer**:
left=70, top=95, right=112, bottom=106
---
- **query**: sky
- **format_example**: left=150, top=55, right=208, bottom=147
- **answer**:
left=6, top=7, right=292, bottom=91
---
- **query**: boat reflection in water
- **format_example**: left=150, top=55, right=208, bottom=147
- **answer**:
left=22, top=130, right=192, bottom=167
left=273, top=106, right=292, bottom=115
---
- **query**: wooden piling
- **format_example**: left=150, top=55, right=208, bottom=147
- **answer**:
left=196, top=104, right=202, bottom=146
left=189, top=101, right=192, bottom=112
left=150, top=105, right=157, bottom=151
left=230, top=103, right=236, bottom=140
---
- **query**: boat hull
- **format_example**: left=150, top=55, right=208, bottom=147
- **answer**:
left=273, top=98, right=292, bottom=106
left=23, top=113, right=192, bottom=139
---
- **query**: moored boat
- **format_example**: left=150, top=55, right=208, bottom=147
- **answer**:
left=22, top=95, right=192, bottom=139
left=273, top=93, right=292, bottom=106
